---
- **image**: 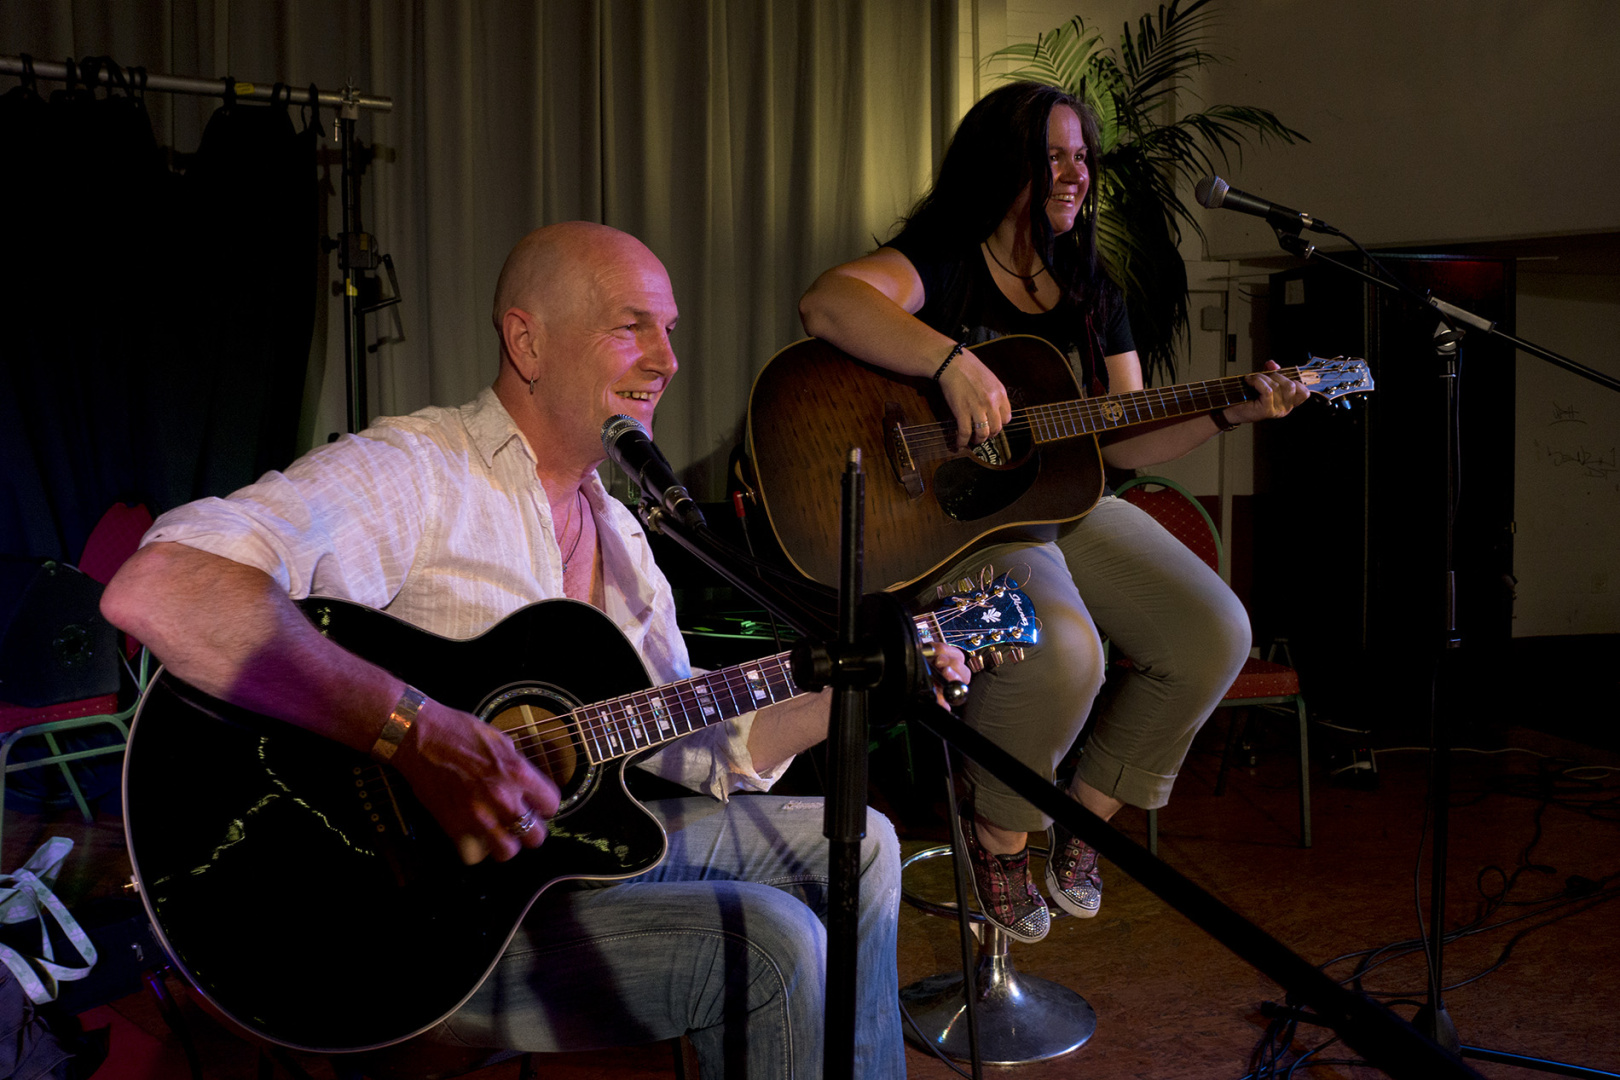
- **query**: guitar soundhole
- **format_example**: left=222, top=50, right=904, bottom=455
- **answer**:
left=933, top=429, right=1040, bottom=521
left=481, top=684, right=597, bottom=817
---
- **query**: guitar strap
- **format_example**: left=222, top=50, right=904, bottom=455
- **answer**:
left=1081, top=309, right=1109, bottom=398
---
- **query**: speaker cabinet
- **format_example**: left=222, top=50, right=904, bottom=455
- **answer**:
left=0, top=558, right=120, bottom=708
left=1255, top=254, right=1515, bottom=733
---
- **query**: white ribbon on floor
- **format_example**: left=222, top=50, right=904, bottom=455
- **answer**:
left=0, top=837, right=98, bottom=1004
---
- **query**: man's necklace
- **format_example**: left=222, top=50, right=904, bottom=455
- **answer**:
left=982, top=239, right=1047, bottom=295
left=560, top=488, right=587, bottom=573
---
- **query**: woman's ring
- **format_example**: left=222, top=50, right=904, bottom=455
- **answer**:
left=507, top=809, right=538, bottom=837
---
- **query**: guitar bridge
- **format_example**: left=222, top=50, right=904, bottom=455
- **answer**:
left=883, top=403, right=924, bottom=499
left=354, top=763, right=415, bottom=840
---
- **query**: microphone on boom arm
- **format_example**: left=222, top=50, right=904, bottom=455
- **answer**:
left=1195, top=175, right=1339, bottom=236
left=600, top=414, right=708, bottom=532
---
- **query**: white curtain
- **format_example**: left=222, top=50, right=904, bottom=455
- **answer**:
left=3, top=0, right=957, bottom=494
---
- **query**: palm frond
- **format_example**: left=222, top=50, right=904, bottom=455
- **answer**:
left=992, top=18, right=1107, bottom=93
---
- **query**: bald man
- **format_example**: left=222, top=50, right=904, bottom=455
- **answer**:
left=104, top=223, right=943, bottom=1077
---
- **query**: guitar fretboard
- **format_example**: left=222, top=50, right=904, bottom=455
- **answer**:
left=1026, top=370, right=1293, bottom=444
left=563, top=612, right=948, bottom=766
left=568, top=652, right=799, bottom=765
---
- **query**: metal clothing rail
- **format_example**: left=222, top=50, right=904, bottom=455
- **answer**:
left=3, top=53, right=397, bottom=435
left=0, top=54, right=391, bottom=112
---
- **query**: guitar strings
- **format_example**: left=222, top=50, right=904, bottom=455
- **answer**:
left=497, top=604, right=1013, bottom=778
left=896, top=367, right=1306, bottom=460
left=501, top=653, right=801, bottom=772
left=357, top=600, right=1028, bottom=798
left=503, top=611, right=948, bottom=762
left=519, top=606, right=1006, bottom=757
left=898, top=380, right=1279, bottom=452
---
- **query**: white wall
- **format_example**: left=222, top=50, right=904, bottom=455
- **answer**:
left=1199, top=1, right=1620, bottom=260
left=1515, top=274, right=1620, bottom=636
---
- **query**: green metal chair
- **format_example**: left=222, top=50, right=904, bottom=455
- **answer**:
left=0, top=502, right=153, bottom=851
left=0, top=651, right=150, bottom=850
left=1112, top=476, right=1312, bottom=850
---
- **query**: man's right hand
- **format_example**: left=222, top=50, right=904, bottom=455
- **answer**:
left=391, top=698, right=562, bottom=865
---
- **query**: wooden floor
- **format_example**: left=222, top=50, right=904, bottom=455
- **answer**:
left=9, top=711, right=1619, bottom=1080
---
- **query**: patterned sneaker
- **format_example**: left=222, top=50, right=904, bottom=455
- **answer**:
left=959, top=807, right=1050, bottom=943
left=1045, top=821, right=1103, bottom=919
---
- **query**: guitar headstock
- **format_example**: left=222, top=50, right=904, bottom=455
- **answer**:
left=1297, top=355, right=1374, bottom=403
left=922, top=572, right=1040, bottom=672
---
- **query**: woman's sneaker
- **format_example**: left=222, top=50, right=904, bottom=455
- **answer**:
left=959, top=807, right=1050, bottom=943
left=1045, top=821, right=1103, bottom=919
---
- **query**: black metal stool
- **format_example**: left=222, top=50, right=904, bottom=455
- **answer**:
left=899, top=842, right=1096, bottom=1065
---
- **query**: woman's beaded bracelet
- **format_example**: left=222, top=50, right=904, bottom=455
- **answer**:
left=933, top=341, right=967, bottom=381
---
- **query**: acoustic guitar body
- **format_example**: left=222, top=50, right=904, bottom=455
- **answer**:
left=747, top=335, right=1102, bottom=590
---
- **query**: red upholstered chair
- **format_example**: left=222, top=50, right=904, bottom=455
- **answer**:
left=1112, top=476, right=1312, bottom=850
left=0, top=503, right=153, bottom=849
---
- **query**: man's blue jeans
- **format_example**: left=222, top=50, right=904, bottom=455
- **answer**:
left=437, top=794, right=905, bottom=1079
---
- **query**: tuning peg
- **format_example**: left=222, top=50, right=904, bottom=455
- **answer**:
left=1010, top=646, right=1025, bottom=662
left=966, top=654, right=986, bottom=673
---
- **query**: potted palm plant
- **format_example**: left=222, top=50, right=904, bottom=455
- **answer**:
left=986, top=0, right=1306, bottom=383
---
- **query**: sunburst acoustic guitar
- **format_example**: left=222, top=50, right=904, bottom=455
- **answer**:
left=746, top=335, right=1373, bottom=590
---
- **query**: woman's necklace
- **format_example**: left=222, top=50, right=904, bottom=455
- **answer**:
left=982, top=239, right=1047, bottom=295
left=559, top=488, right=587, bottom=573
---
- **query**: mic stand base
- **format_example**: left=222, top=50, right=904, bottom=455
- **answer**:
left=1413, top=1002, right=1459, bottom=1055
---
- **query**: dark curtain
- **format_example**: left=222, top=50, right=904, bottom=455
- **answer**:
left=0, top=57, right=318, bottom=565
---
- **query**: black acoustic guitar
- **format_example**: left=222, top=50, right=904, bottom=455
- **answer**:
left=746, top=335, right=1374, bottom=590
left=122, top=576, right=1037, bottom=1052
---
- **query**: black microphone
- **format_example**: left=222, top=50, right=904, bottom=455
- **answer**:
left=600, top=414, right=707, bottom=531
left=1195, top=175, right=1336, bottom=235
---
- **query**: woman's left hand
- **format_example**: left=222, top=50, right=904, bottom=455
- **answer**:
left=1224, top=360, right=1310, bottom=425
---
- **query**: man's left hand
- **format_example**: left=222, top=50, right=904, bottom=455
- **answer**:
left=931, top=643, right=972, bottom=709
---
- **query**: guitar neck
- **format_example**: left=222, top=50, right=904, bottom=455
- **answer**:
left=556, top=612, right=944, bottom=767
left=1026, top=368, right=1295, bottom=443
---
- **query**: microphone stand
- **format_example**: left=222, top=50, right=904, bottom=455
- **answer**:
left=633, top=440, right=1484, bottom=1080
left=1269, top=219, right=1619, bottom=1079
left=636, top=450, right=937, bottom=1080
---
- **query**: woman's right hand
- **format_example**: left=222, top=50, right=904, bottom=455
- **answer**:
left=799, top=247, right=1011, bottom=450
left=939, top=350, right=1013, bottom=451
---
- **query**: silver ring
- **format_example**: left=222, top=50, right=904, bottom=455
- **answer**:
left=973, top=420, right=989, bottom=429
left=507, top=809, right=538, bottom=837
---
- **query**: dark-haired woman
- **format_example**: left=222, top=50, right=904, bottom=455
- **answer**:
left=799, top=82, right=1307, bottom=943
